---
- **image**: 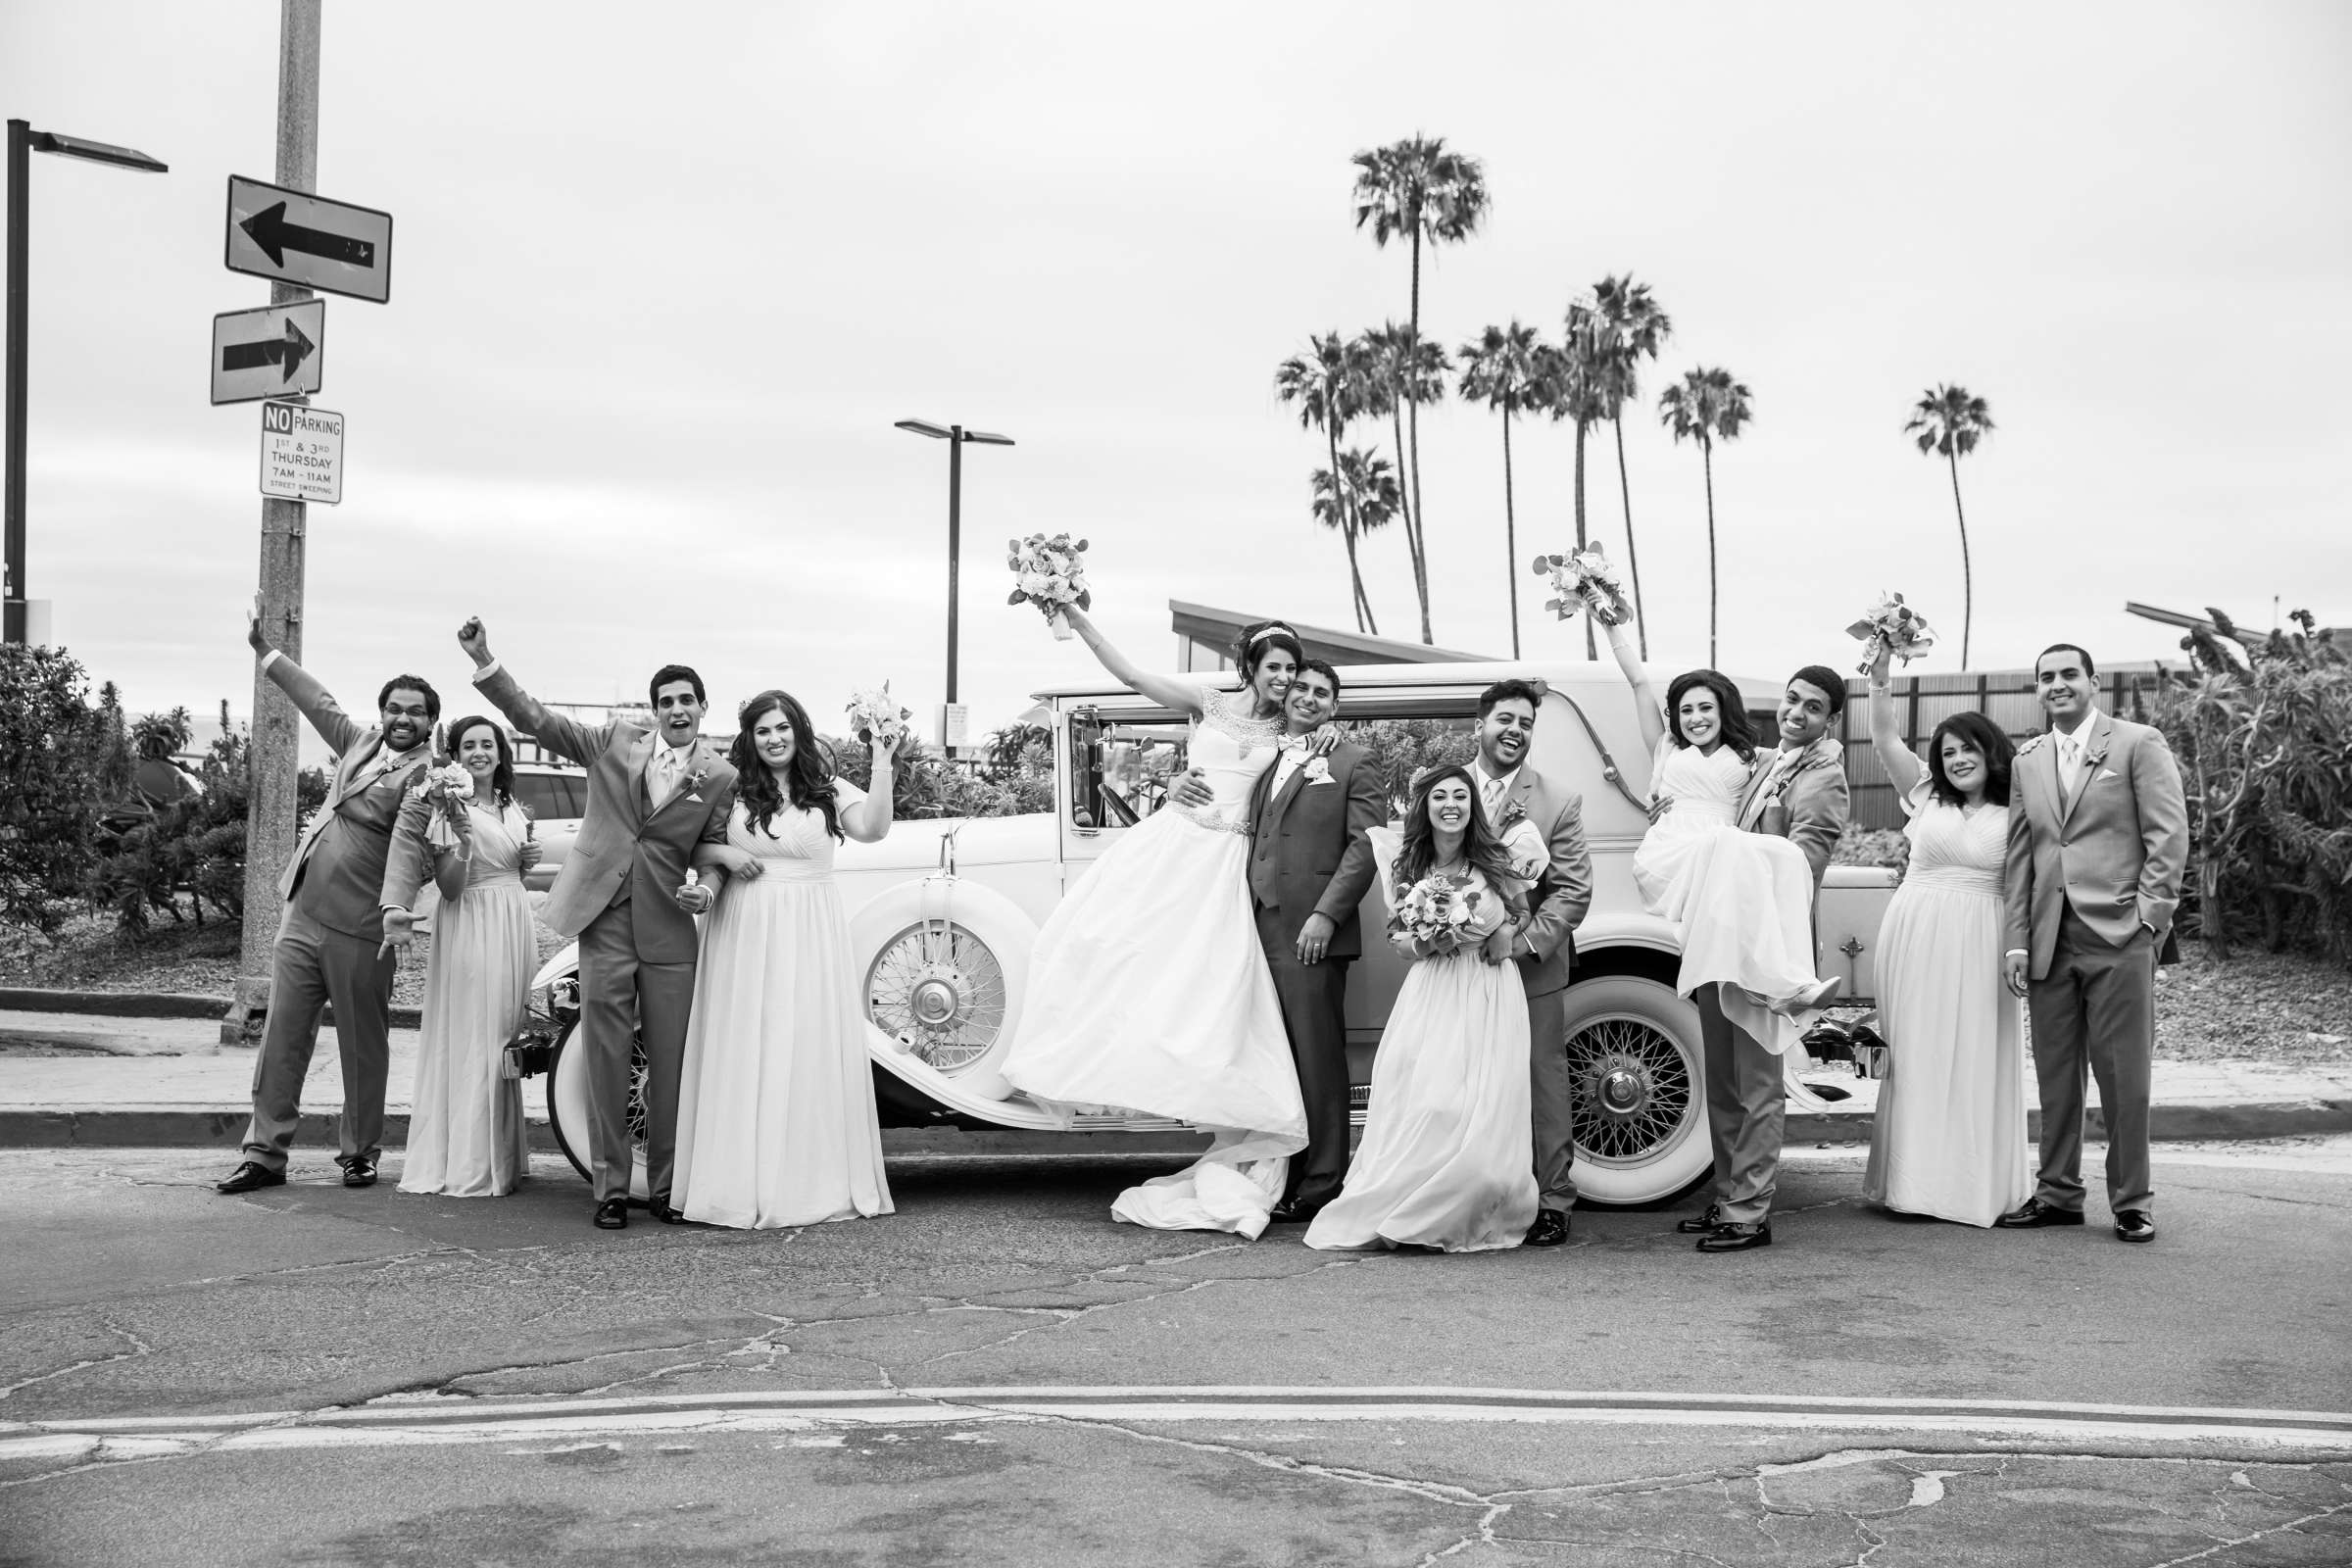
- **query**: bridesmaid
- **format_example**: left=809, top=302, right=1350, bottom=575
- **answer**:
left=1306, top=764, right=1538, bottom=1253
left=671, top=690, right=900, bottom=1229
left=380, top=716, right=541, bottom=1197
left=1861, top=648, right=2034, bottom=1225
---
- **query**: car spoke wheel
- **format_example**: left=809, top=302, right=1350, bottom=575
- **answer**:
left=1569, top=1016, right=1694, bottom=1164
left=864, top=920, right=1006, bottom=1075
left=544, top=1017, right=651, bottom=1200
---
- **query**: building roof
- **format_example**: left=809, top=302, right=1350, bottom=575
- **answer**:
left=1170, top=600, right=1496, bottom=665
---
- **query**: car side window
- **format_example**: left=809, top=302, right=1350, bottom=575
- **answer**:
left=1068, top=710, right=1190, bottom=830
left=511, top=774, right=576, bottom=822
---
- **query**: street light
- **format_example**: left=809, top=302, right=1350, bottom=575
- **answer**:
left=6, top=120, right=169, bottom=645
left=894, top=418, right=1015, bottom=719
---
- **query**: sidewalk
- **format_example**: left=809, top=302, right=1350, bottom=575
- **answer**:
left=5, top=1006, right=2348, bottom=1154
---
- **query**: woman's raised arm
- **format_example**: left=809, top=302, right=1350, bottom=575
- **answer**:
left=1865, top=646, right=1925, bottom=801
left=1598, top=613, right=1668, bottom=757
left=1061, top=606, right=1208, bottom=717
left=841, top=747, right=899, bottom=843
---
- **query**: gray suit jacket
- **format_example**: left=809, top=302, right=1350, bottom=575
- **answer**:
left=1245, top=740, right=1384, bottom=959
left=2003, top=709, right=2189, bottom=978
left=268, top=655, right=429, bottom=944
left=1502, top=764, right=1594, bottom=1000
left=1735, top=735, right=1848, bottom=891
left=471, top=664, right=737, bottom=963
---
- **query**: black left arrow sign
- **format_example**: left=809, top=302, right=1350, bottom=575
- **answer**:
left=220, top=318, right=318, bottom=383
left=240, top=202, right=376, bottom=270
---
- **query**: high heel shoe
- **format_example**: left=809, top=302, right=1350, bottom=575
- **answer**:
left=1771, top=975, right=1842, bottom=1017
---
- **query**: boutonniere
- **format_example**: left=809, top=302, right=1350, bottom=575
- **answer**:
left=685, top=767, right=710, bottom=793
left=1498, top=797, right=1528, bottom=829
left=1301, top=757, right=1334, bottom=785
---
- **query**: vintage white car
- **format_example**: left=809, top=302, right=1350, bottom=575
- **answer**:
left=525, top=659, right=1898, bottom=1206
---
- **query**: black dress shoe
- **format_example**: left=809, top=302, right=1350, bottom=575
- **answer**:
left=1695, top=1220, right=1772, bottom=1252
left=1523, top=1208, right=1570, bottom=1247
left=341, top=1158, right=377, bottom=1189
left=215, top=1161, right=286, bottom=1195
left=1266, top=1200, right=1321, bottom=1226
left=1674, top=1203, right=1722, bottom=1236
left=650, top=1200, right=686, bottom=1225
left=1995, top=1198, right=2084, bottom=1229
left=2114, top=1209, right=2155, bottom=1244
left=593, top=1199, right=628, bottom=1230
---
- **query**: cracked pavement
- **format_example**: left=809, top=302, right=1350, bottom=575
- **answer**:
left=1, top=1142, right=2348, bottom=1564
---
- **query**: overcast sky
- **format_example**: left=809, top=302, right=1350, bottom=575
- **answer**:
left=5, top=1, right=2347, bottom=744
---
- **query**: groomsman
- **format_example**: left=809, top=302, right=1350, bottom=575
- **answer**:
left=1469, top=678, right=1593, bottom=1248
left=457, top=619, right=736, bottom=1230
left=1680, top=665, right=1850, bottom=1253
left=1998, top=643, right=2187, bottom=1244
left=217, top=609, right=437, bottom=1195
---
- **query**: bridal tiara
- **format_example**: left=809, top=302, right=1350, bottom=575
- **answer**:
left=1248, top=623, right=1298, bottom=648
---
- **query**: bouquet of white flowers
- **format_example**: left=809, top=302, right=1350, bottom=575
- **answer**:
left=1007, top=533, right=1093, bottom=640
left=1846, top=591, right=1936, bottom=674
left=845, top=681, right=911, bottom=749
left=1394, top=872, right=1485, bottom=954
left=412, top=760, right=474, bottom=850
left=1534, top=543, right=1632, bottom=627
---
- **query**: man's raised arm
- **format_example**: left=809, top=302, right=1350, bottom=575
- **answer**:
left=247, top=596, right=365, bottom=757
left=457, top=616, right=614, bottom=766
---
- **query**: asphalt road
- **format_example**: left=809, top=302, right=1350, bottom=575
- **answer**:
left=3, top=1142, right=2349, bottom=1566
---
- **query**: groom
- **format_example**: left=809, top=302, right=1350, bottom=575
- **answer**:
left=1679, top=664, right=1850, bottom=1253
left=1998, top=642, right=2186, bottom=1244
left=457, top=618, right=736, bottom=1230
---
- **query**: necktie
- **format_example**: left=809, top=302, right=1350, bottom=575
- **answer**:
left=2057, top=734, right=2081, bottom=806
left=1482, top=776, right=1505, bottom=824
left=649, top=747, right=678, bottom=808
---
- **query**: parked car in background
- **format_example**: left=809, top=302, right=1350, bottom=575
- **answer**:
left=505, top=760, right=586, bottom=893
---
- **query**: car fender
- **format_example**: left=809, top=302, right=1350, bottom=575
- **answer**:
left=850, top=872, right=1041, bottom=1111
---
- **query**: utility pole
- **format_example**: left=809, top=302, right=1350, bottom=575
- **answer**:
left=224, top=0, right=320, bottom=1047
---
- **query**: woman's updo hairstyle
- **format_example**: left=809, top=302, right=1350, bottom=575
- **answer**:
left=1232, top=620, right=1304, bottom=681
left=1663, top=668, right=1759, bottom=763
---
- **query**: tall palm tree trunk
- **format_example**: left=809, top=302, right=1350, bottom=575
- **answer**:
left=1386, top=402, right=1427, bottom=640
left=1574, top=421, right=1595, bottom=661
left=1613, top=415, right=1648, bottom=660
left=1342, top=525, right=1373, bottom=634
left=1406, top=229, right=1432, bottom=644
left=1328, top=423, right=1373, bottom=634
left=1946, top=449, right=1973, bottom=667
left=1501, top=413, right=1520, bottom=659
left=1701, top=437, right=1719, bottom=668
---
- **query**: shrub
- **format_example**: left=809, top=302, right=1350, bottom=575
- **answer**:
left=822, top=730, right=1047, bottom=820
left=2151, top=610, right=2350, bottom=965
left=0, top=646, right=119, bottom=934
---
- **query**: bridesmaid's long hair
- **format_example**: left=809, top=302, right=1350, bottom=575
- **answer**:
left=1664, top=669, right=1759, bottom=763
left=1393, top=762, right=1517, bottom=893
left=441, top=715, right=514, bottom=809
left=730, top=689, right=843, bottom=842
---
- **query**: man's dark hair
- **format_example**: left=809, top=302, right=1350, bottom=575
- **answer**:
left=1789, top=664, right=1848, bottom=717
left=1295, top=658, right=1343, bottom=699
left=2035, top=642, right=2096, bottom=679
left=1926, top=712, right=2015, bottom=810
left=377, top=675, right=442, bottom=723
left=649, top=663, right=707, bottom=707
left=1477, top=677, right=1544, bottom=719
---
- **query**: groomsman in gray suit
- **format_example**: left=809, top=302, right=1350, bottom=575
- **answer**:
left=1680, top=664, right=1851, bottom=1252
left=458, top=618, right=736, bottom=1230
left=218, top=612, right=437, bottom=1195
left=1998, top=642, right=2187, bottom=1244
left=1468, top=678, right=1594, bottom=1249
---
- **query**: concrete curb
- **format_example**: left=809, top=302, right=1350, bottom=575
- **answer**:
left=2, top=1102, right=2346, bottom=1154
left=0, top=989, right=423, bottom=1030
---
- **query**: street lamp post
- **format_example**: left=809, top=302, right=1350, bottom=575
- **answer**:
left=894, top=418, right=1014, bottom=735
left=4, top=120, right=169, bottom=644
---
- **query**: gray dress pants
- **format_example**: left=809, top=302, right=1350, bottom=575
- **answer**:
left=2028, top=906, right=2157, bottom=1215
left=1525, top=981, right=1578, bottom=1210
left=1695, top=983, right=1783, bottom=1225
left=576, top=903, right=698, bottom=1205
left=241, top=905, right=395, bottom=1172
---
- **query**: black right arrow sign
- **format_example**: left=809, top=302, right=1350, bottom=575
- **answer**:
left=220, top=317, right=317, bottom=382
left=210, top=299, right=326, bottom=406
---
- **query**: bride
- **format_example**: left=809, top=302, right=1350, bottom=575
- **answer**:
left=1592, top=608, right=1838, bottom=1054
left=1001, top=610, right=1312, bottom=1238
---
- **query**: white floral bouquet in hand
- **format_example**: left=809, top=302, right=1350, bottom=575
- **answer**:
left=412, top=760, right=474, bottom=850
left=845, top=681, right=912, bottom=750
left=1395, top=873, right=1485, bottom=955
left=1534, top=544, right=1632, bottom=627
left=1846, top=591, right=1936, bottom=674
left=1006, top=532, right=1093, bottom=640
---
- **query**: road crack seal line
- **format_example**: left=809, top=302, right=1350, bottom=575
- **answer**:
left=0, top=1320, right=153, bottom=1401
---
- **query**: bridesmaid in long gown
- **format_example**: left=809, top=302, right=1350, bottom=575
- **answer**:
left=1001, top=612, right=1312, bottom=1239
left=673, top=690, right=900, bottom=1229
left=382, top=716, right=541, bottom=1198
left=1306, top=764, right=1538, bottom=1254
left=1861, top=649, right=2033, bottom=1225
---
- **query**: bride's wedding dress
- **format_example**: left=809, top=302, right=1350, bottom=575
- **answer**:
left=1634, top=738, right=1831, bottom=1055
left=1002, top=700, right=1306, bottom=1237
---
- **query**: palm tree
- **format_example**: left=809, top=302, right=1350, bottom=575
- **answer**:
left=1656, top=367, right=1754, bottom=667
left=1350, top=135, right=1490, bottom=633
left=1537, top=322, right=1610, bottom=660
left=1311, top=449, right=1401, bottom=634
left=1904, top=385, right=1994, bottom=666
left=1456, top=321, right=1545, bottom=658
left=1590, top=274, right=1672, bottom=659
left=1359, top=321, right=1450, bottom=643
left=1276, top=334, right=1378, bottom=630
